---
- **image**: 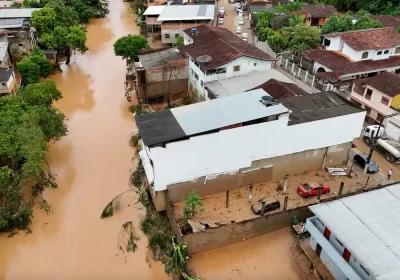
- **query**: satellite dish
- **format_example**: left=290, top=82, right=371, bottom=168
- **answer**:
left=196, top=55, right=212, bottom=64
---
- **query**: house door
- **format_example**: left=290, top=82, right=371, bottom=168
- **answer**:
left=343, top=248, right=351, bottom=262
left=323, top=227, right=331, bottom=240
left=316, top=243, right=322, bottom=256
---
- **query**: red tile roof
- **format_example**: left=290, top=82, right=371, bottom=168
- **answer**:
left=354, top=72, right=400, bottom=97
left=250, top=79, right=308, bottom=99
left=372, top=15, right=400, bottom=29
left=300, top=4, right=337, bottom=18
left=324, top=27, right=400, bottom=51
left=303, top=49, right=400, bottom=78
left=179, top=25, right=275, bottom=70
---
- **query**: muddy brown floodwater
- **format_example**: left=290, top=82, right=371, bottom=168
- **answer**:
left=0, top=2, right=168, bottom=279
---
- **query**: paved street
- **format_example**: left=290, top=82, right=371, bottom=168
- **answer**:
left=353, top=138, right=400, bottom=183
left=215, top=0, right=254, bottom=44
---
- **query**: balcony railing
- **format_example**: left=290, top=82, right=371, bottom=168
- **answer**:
left=353, top=85, right=365, bottom=96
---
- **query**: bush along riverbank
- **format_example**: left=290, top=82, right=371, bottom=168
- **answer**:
left=101, top=133, right=199, bottom=280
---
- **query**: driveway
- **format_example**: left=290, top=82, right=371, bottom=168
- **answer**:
left=215, top=0, right=254, bottom=44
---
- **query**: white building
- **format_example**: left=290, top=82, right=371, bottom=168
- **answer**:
left=306, top=183, right=400, bottom=280
left=156, top=5, right=214, bottom=44
left=135, top=90, right=365, bottom=211
left=349, top=71, right=400, bottom=124
left=179, top=25, right=276, bottom=101
left=302, top=28, right=400, bottom=83
left=0, top=68, right=16, bottom=95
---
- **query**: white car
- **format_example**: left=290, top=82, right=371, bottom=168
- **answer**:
left=218, top=17, right=224, bottom=24
left=235, top=2, right=241, bottom=8
left=219, top=7, right=225, bottom=13
left=238, top=18, right=244, bottom=25
left=241, top=32, right=248, bottom=41
left=235, top=26, right=242, bottom=34
left=229, top=0, right=234, bottom=3
left=238, top=11, right=244, bottom=17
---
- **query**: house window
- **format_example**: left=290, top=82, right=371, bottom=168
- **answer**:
left=254, top=63, right=257, bottom=66
left=395, top=47, right=400, bottom=54
left=194, top=72, right=199, bottom=81
left=365, top=106, right=371, bottom=115
left=360, top=264, right=370, bottom=276
left=190, top=69, right=193, bottom=75
left=175, top=34, right=180, bottom=38
left=362, top=51, right=369, bottom=59
left=233, top=65, right=241, bottom=72
left=384, top=50, right=389, bottom=54
left=381, top=96, right=389, bottom=105
left=323, top=38, right=331, bottom=47
left=365, top=88, right=372, bottom=100
left=377, top=51, right=382, bottom=55
left=200, top=80, right=203, bottom=87
left=377, top=113, right=384, bottom=122
left=216, top=67, right=227, bottom=74
left=165, top=34, right=170, bottom=39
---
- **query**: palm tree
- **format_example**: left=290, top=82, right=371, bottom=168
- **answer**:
left=289, top=14, right=305, bottom=27
left=285, top=0, right=303, bottom=12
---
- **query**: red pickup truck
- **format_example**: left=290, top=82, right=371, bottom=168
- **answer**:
left=297, top=182, right=330, bottom=198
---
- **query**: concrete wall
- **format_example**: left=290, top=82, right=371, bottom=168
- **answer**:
left=167, top=165, right=273, bottom=203
left=251, top=142, right=351, bottom=179
left=181, top=205, right=313, bottom=254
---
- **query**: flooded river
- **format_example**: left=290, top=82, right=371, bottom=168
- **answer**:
left=0, top=1, right=167, bottom=279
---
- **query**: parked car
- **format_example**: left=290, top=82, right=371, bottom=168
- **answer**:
left=229, top=0, right=234, bottom=3
left=241, top=32, right=248, bottom=41
left=218, top=17, right=224, bottom=24
left=219, top=7, right=225, bottom=13
left=238, top=11, right=244, bottom=17
left=235, top=2, right=241, bottom=9
left=237, top=8, right=243, bottom=14
left=235, top=26, right=242, bottom=34
left=251, top=197, right=280, bottom=215
left=238, top=18, right=244, bottom=25
left=353, top=153, right=380, bottom=173
left=297, top=182, right=330, bottom=198
left=218, top=11, right=224, bottom=18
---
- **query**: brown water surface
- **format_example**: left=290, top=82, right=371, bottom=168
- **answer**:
left=0, top=2, right=167, bottom=279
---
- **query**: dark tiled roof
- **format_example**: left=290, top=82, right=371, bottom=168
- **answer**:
left=135, top=110, right=186, bottom=147
left=180, top=25, right=275, bottom=70
left=354, top=72, right=400, bottom=97
left=300, top=4, right=337, bottom=18
left=372, top=15, right=400, bottom=29
left=303, top=49, right=400, bottom=77
left=281, top=91, right=363, bottom=125
left=316, top=71, right=339, bottom=82
left=250, top=79, right=308, bottom=99
left=325, top=27, right=400, bottom=51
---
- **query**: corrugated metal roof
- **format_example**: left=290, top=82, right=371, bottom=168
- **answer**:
left=157, top=5, right=214, bottom=21
left=0, top=8, right=40, bottom=19
left=171, top=89, right=288, bottom=135
left=310, top=184, right=400, bottom=280
left=143, top=6, right=165, bottom=16
left=0, top=18, right=23, bottom=28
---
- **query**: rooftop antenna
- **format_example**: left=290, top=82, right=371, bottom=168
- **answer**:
left=196, top=55, right=212, bottom=72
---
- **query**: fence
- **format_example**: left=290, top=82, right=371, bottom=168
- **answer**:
left=276, top=53, right=352, bottom=100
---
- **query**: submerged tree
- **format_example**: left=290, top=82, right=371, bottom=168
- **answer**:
left=113, top=35, right=150, bottom=64
left=183, top=190, right=204, bottom=219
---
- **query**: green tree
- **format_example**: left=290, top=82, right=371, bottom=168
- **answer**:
left=113, top=35, right=149, bottom=64
left=40, top=25, right=88, bottom=64
left=268, top=31, right=289, bottom=52
left=255, top=11, right=275, bottom=34
left=353, top=16, right=383, bottom=30
left=17, top=58, right=41, bottom=85
left=284, top=0, right=303, bottom=12
left=175, top=35, right=184, bottom=47
left=45, top=0, right=80, bottom=27
left=17, top=47, right=52, bottom=85
left=32, top=7, right=57, bottom=35
left=271, top=14, right=289, bottom=29
left=183, top=190, right=204, bottom=219
left=336, top=14, right=354, bottom=32
left=257, top=27, right=275, bottom=42
left=288, top=14, right=305, bottom=27
left=286, top=24, right=321, bottom=53
left=0, top=80, right=67, bottom=232
left=321, top=15, right=340, bottom=34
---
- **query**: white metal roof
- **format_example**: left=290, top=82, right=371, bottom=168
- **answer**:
left=144, top=106, right=364, bottom=191
left=205, top=69, right=294, bottom=98
left=170, top=89, right=288, bottom=135
left=143, top=6, right=165, bottom=16
left=157, top=5, right=215, bottom=21
left=310, top=184, right=400, bottom=280
left=0, top=8, right=40, bottom=19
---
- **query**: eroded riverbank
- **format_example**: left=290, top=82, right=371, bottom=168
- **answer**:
left=0, top=2, right=167, bottom=279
